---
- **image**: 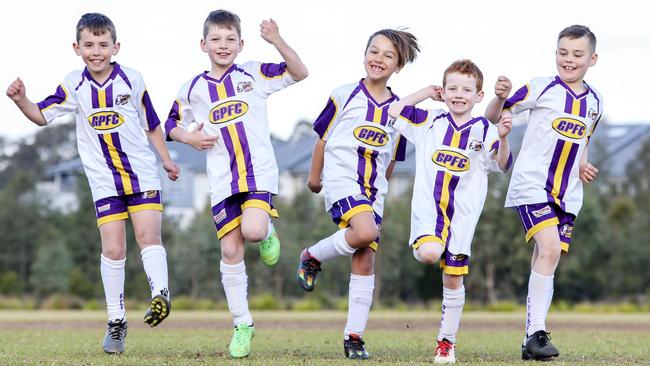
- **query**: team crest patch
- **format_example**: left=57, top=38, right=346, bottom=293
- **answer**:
left=468, top=140, right=483, bottom=151
left=451, top=254, right=467, bottom=261
left=115, top=94, right=130, bottom=105
left=214, top=209, right=227, bottom=224
left=588, top=108, right=598, bottom=122
left=97, top=203, right=111, bottom=213
left=353, top=194, right=368, bottom=201
left=237, top=82, right=253, bottom=93
left=559, top=224, right=573, bottom=238
left=143, top=190, right=158, bottom=199
left=531, top=205, right=552, bottom=218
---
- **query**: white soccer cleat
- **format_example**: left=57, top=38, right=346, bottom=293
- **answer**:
left=434, top=338, right=456, bottom=364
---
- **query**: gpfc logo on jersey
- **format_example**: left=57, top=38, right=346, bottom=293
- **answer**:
left=209, top=100, right=249, bottom=124
left=432, top=150, right=470, bottom=172
left=552, top=118, right=587, bottom=139
left=353, top=126, right=388, bottom=147
left=88, top=111, right=125, bottom=131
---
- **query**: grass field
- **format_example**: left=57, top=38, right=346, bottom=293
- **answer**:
left=1, top=310, right=648, bottom=365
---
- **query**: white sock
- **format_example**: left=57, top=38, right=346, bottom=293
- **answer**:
left=220, top=260, right=253, bottom=326
left=526, top=271, right=554, bottom=336
left=438, top=286, right=465, bottom=343
left=101, top=254, right=126, bottom=321
left=344, top=274, right=375, bottom=337
left=308, top=229, right=356, bottom=262
left=140, top=245, right=169, bottom=299
left=261, top=220, right=274, bottom=242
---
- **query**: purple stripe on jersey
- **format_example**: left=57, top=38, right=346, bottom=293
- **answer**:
left=557, top=142, right=579, bottom=209
left=98, top=134, right=125, bottom=195
left=504, top=84, right=529, bottom=108
left=458, top=128, right=471, bottom=149
left=442, top=125, right=455, bottom=146
left=343, top=85, right=362, bottom=109
left=399, top=105, right=428, bottom=125
left=37, top=85, right=67, bottom=111
left=313, top=97, right=338, bottom=139
left=545, top=140, right=565, bottom=203
left=445, top=174, right=460, bottom=245
left=380, top=105, right=389, bottom=125
left=365, top=101, right=375, bottom=122
left=187, top=74, right=203, bottom=102
left=394, top=135, right=407, bottom=162
left=91, top=86, right=100, bottom=109
left=142, top=90, right=161, bottom=130
left=260, top=62, right=287, bottom=78
left=224, top=75, right=236, bottom=97
left=564, top=93, right=573, bottom=114
left=537, top=78, right=561, bottom=101
left=481, top=118, right=489, bottom=142
left=356, top=147, right=367, bottom=196
left=220, top=126, right=240, bottom=194
left=165, top=101, right=180, bottom=141
left=105, top=84, right=113, bottom=108
left=116, top=66, right=132, bottom=90
left=368, top=150, right=379, bottom=202
left=433, top=171, right=446, bottom=239
left=235, top=122, right=257, bottom=191
left=579, top=98, right=587, bottom=117
left=112, top=133, right=141, bottom=193
left=208, top=82, right=219, bottom=103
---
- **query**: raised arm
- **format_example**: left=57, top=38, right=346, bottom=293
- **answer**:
left=307, top=138, right=325, bottom=193
left=387, top=85, right=441, bottom=119
left=485, top=76, right=512, bottom=123
left=260, top=19, right=308, bottom=81
left=146, top=125, right=180, bottom=181
left=6, top=78, right=47, bottom=126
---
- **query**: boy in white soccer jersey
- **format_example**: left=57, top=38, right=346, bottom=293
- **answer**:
left=6, top=13, right=180, bottom=354
left=164, top=9, right=307, bottom=358
left=484, top=25, right=602, bottom=361
left=388, top=60, right=512, bottom=364
left=296, top=29, right=420, bottom=360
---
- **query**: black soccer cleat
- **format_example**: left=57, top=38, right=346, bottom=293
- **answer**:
left=521, top=330, right=560, bottom=361
left=297, top=249, right=322, bottom=292
left=144, top=294, right=171, bottom=327
left=344, top=333, right=369, bottom=360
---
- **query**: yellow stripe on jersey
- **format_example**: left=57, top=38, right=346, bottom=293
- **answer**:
left=372, top=107, right=382, bottom=124
left=98, top=88, right=107, bottom=108
left=102, top=134, right=134, bottom=195
left=227, top=124, right=249, bottom=192
left=450, top=131, right=462, bottom=148
left=550, top=142, right=573, bottom=205
left=438, top=172, right=453, bottom=244
left=216, top=83, right=228, bottom=100
left=363, top=148, right=374, bottom=197
left=571, top=97, right=581, bottom=116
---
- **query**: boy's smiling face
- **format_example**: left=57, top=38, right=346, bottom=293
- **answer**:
left=202, top=24, right=243, bottom=71
left=73, top=28, right=120, bottom=80
left=556, top=36, right=597, bottom=88
left=442, top=72, right=484, bottom=118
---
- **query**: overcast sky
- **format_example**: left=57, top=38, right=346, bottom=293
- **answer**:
left=1, top=0, right=648, bottom=142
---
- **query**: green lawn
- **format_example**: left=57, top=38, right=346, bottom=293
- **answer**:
left=1, top=311, right=648, bottom=365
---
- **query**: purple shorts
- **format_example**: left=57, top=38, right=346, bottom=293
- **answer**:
left=94, top=190, right=162, bottom=226
left=211, top=191, right=278, bottom=239
left=329, top=194, right=382, bottom=251
left=516, top=202, right=576, bottom=253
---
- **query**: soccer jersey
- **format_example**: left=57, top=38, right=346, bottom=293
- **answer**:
left=504, top=76, right=603, bottom=215
left=165, top=61, right=296, bottom=206
left=312, top=80, right=407, bottom=217
left=391, top=107, right=510, bottom=256
left=37, top=62, right=162, bottom=201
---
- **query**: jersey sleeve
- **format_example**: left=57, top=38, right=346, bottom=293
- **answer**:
left=392, top=134, right=407, bottom=162
left=312, top=90, right=343, bottom=141
left=482, top=123, right=512, bottom=173
left=37, top=77, right=78, bottom=124
left=247, top=61, right=297, bottom=96
left=503, top=78, right=543, bottom=115
left=164, top=81, right=195, bottom=141
left=587, top=89, right=604, bottom=144
left=133, top=74, right=161, bottom=131
left=390, top=106, right=446, bottom=145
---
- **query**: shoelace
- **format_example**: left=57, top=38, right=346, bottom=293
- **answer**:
left=234, top=325, right=250, bottom=344
left=108, top=322, right=126, bottom=340
left=347, top=336, right=366, bottom=352
left=534, top=332, right=552, bottom=347
left=437, top=340, right=453, bottom=356
left=303, top=257, right=321, bottom=276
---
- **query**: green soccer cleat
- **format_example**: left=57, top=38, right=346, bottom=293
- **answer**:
left=144, top=294, right=171, bottom=327
left=229, top=323, right=255, bottom=358
left=259, top=228, right=280, bottom=266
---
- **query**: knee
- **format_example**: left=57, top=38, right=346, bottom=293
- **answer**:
left=135, top=232, right=161, bottom=246
left=220, top=241, right=244, bottom=263
left=443, top=274, right=464, bottom=290
left=352, top=224, right=379, bottom=246
left=102, top=243, right=126, bottom=260
left=413, top=244, right=443, bottom=265
left=240, top=222, right=267, bottom=243
left=537, top=243, right=562, bottom=262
